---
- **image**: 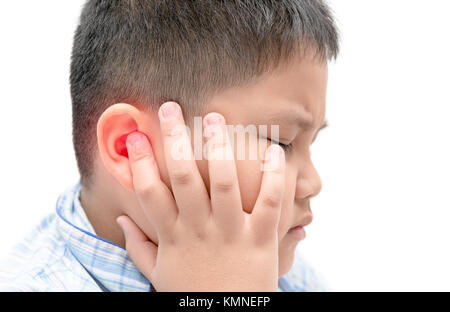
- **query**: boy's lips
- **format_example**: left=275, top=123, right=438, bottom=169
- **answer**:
left=288, top=214, right=313, bottom=240
left=288, top=225, right=306, bottom=240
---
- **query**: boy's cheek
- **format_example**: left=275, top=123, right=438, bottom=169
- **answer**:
left=195, top=156, right=263, bottom=214
left=235, top=158, right=264, bottom=214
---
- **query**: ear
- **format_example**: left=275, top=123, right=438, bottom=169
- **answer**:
left=97, top=103, right=147, bottom=191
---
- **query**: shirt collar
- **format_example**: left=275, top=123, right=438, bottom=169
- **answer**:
left=55, top=182, right=293, bottom=292
left=55, top=182, right=152, bottom=292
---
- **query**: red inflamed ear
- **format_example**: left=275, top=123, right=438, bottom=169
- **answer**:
left=115, top=133, right=130, bottom=158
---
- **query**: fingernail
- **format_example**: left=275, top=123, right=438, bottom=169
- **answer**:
left=205, top=113, right=224, bottom=126
left=272, top=145, right=285, bottom=162
left=263, top=144, right=284, bottom=171
left=271, top=144, right=284, bottom=158
left=126, top=132, right=149, bottom=152
left=160, top=102, right=179, bottom=118
left=267, top=144, right=277, bottom=157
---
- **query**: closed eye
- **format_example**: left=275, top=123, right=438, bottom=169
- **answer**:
left=268, top=138, right=292, bottom=153
left=312, top=121, right=328, bottom=144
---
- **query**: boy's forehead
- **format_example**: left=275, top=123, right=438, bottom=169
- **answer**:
left=207, top=56, right=327, bottom=128
left=243, top=98, right=325, bottom=132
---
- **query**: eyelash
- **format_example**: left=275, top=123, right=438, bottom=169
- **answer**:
left=268, top=139, right=293, bottom=153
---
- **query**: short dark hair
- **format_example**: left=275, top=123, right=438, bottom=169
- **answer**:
left=70, top=0, right=339, bottom=189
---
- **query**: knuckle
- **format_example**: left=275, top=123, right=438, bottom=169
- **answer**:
left=162, top=124, right=185, bottom=138
left=160, top=126, right=173, bottom=138
left=171, top=171, right=193, bottom=186
left=135, top=180, right=159, bottom=198
left=190, top=228, right=207, bottom=241
left=210, top=141, right=228, bottom=151
left=273, top=165, right=285, bottom=174
left=265, top=163, right=284, bottom=174
left=179, top=220, right=207, bottom=241
left=212, top=180, right=234, bottom=194
left=132, top=151, right=153, bottom=163
left=207, top=142, right=230, bottom=160
left=262, top=193, right=282, bottom=209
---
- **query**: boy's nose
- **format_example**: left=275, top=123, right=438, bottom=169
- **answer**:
left=295, top=168, right=322, bottom=200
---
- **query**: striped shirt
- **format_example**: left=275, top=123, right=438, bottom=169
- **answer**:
left=0, top=182, right=327, bottom=292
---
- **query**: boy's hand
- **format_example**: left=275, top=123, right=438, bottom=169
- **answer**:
left=117, top=102, right=286, bottom=292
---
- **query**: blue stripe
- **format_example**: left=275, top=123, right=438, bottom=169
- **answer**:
left=0, top=181, right=319, bottom=292
left=55, top=195, right=126, bottom=250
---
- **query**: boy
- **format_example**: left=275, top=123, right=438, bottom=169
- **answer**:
left=0, top=0, right=338, bottom=291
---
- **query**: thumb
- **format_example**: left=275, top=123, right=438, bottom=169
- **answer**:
left=117, top=215, right=158, bottom=280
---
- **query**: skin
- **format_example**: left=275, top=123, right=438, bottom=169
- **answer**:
left=118, top=111, right=285, bottom=291
left=83, top=52, right=328, bottom=290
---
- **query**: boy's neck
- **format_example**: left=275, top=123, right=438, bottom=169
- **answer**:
left=79, top=166, right=127, bottom=248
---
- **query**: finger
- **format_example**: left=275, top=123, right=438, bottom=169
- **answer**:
left=126, top=131, right=177, bottom=235
left=117, top=215, right=158, bottom=280
left=250, top=144, right=286, bottom=244
left=158, top=101, right=211, bottom=225
left=204, top=113, right=244, bottom=233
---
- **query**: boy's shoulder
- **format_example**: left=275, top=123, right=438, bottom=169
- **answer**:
left=0, top=212, right=98, bottom=292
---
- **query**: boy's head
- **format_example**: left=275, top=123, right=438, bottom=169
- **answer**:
left=71, top=0, right=338, bottom=277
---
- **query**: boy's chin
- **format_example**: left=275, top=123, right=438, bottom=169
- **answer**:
left=278, top=245, right=297, bottom=277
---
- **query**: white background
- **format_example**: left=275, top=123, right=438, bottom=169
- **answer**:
left=0, top=1, right=449, bottom=291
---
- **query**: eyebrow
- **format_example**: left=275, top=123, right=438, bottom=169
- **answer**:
left=318, top=120, right=328, bottom=131
left=267, top=111, right=327, bottom=131
left=266, top=112, right=328, bottom=142
left=313, top=120, right=328, bottom=142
